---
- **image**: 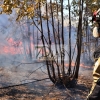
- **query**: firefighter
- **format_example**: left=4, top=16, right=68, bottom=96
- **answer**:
left=92, top=8, right=100, bottom=37
left=87, top=8, right=100, bottom=100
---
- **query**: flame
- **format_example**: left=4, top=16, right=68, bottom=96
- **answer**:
left=80, top=63, right=93, bottom=69
left=7, top=38, right=13, bottom=43
left=3, top=46, right=21, bottom=55
left=7, top=38, right=22, bottom=46
left=64, top=61, right=92, bottom=69
left=64, top=61, right=75, bottom=67
left=0, top=38, right=23, bottom=55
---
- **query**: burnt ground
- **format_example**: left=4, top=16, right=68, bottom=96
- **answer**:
left=0, top=61, right=93, bottom=100
left=0, top=72, right=93, bottom=100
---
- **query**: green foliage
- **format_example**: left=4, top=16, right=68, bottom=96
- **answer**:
left=0, top=0, right=46, bottom=20
left=71, top=0, right=100, bottom=16
left=1, top=0, right=100, bottom=22
left=0, top=0, right=67, bottom=21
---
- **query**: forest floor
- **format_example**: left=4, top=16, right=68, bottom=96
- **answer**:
left=0, top=66, right=93, bottom=100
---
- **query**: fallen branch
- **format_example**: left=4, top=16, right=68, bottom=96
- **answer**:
left=0, top=78, right=49, bottom=90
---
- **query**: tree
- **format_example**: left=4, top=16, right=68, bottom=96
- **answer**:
left=0, top=0, right=89, bottom=87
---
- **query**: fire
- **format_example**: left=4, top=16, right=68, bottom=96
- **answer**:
left=64, top=62, right=92, bottom=69
left=0, top=38, right=23, bottom=55
left=7, top=38, right=22, bottom=47
left=3, top=46, right=21, bottom=55
left=64, top=61, right=75, bottom=67
left=0, top=37, right=36, bottom=55
left=80, top=63, right=93, bottom=69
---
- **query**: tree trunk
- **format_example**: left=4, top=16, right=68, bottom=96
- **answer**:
left=74, top=0, right=83, bottom=79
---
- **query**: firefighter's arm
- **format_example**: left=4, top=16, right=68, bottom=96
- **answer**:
left=97, top=8, right=100, bottom=14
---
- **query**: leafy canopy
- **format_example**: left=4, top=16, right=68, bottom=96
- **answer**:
left=0, top=0, right=46, bottom=20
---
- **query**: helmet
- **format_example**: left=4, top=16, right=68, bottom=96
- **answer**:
left=93, top=10, right=97, bottom=16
